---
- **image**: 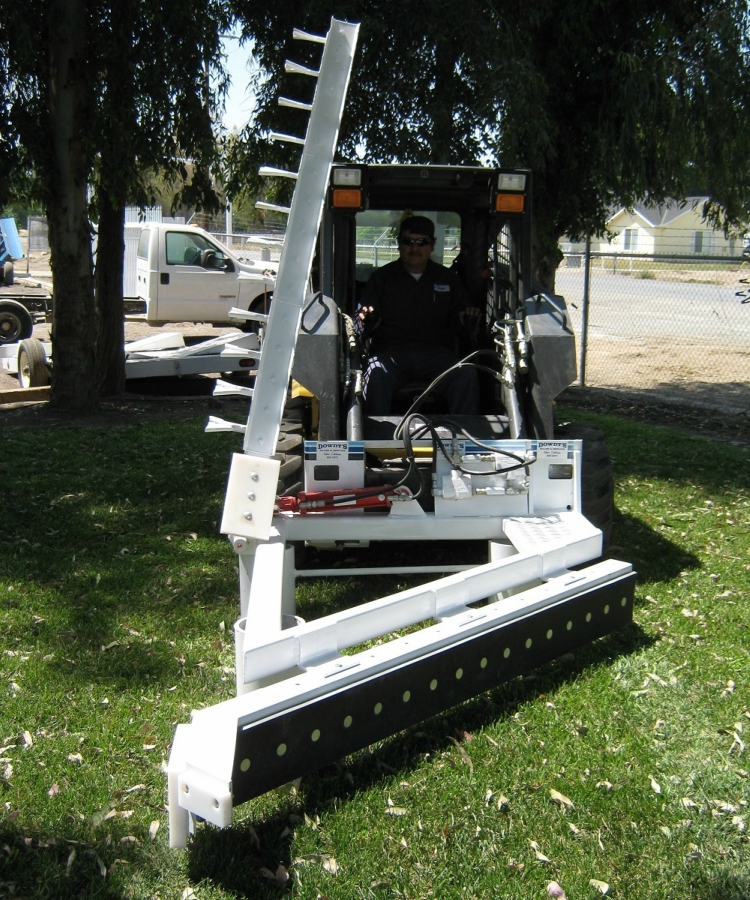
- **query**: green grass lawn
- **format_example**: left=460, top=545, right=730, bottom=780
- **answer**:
left=0, top=407, right=748, bottom=899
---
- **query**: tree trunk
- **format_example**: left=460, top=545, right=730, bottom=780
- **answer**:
left=95, top=195, right=126, bottom=396
left=47, top=0, right=97, bottom=411
left=531, top=224, right=563, bottom=294
left=429, top=34, right=456, bottom=164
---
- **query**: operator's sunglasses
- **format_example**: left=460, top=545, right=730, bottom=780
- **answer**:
left=399, top=237, right=433, bottom=247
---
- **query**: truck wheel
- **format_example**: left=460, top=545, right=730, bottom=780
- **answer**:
left=0, top=301, right=34, bottom=345
left=274, top=421, right=304, bottom=497
left=17, top=338, right=49, bottom=388
left=554, top=422, right=614, bottom=546
left=241, top=293, right=273, bottom=336
left=3, top=261, right=14, bottom=286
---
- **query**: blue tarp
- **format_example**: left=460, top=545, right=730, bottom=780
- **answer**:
left=0, top=217, right=24, bottom=263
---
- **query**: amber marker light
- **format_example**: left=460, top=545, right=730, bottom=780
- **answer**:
left=495, top=193, right=525, bottom=213
left=332, top=188, right=363, bottom=208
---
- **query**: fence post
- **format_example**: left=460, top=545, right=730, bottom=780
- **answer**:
left=579, top=236, right=591, bottom=387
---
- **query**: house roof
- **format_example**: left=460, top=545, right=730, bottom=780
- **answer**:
left=607, top=197, right=709, bottom=227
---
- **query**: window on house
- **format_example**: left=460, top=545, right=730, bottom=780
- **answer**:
left=623, top=228, right=638, bottom=252
left=692, top=231, right=710, bottom=254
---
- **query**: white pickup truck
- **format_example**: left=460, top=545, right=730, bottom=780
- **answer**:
left=129, top=223, right=277, bottom=326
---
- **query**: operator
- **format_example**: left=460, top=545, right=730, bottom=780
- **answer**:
left=358, top=215, right=481, bottom=415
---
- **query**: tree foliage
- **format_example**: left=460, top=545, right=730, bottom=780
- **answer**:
left=0, top=0, right=230, bottom=408
left=227, top=0, right=750, bottom=285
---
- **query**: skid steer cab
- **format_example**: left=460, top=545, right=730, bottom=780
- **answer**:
left=287, top=164, right=613, bottom=539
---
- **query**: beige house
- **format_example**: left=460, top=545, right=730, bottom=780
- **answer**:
left=600, top=198, right=745, bottom=257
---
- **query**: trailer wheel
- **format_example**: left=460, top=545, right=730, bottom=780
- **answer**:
left=3, top=261, right=14, bottom=286
left=17, top=338, right=49, bottom=388
left=0, top=301, right=34, bottom=345
left=554, top=421, right=614, bottom=546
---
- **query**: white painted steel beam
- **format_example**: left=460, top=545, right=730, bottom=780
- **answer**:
left=242, top=19, right=360, bottom=462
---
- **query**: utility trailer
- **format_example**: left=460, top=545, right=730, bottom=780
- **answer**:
left=0, top=217, right=51, bottom=345
left=166, top=17, right=634, bottom=848
left=0, top=330, right=262, bottom=389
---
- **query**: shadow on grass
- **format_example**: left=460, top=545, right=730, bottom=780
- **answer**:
left=687, top=869, right=750, bottom=900
left=187, top=621, right=654, bottom=898
left=0, top=822, right=153, bottom=900
left=609, top=508, right=701, bottom=585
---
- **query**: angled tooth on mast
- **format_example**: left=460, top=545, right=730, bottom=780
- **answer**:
left=284, top=60, right=320, bottom=78
left=278, top=96, right=313, bottom=112
left=255, top=201, right=291, bottom=215
left=269, top=131, right=306, bottom=146
left=293, top=28, right=327, bottom=44
left=258, top=166, right=298, bottom=180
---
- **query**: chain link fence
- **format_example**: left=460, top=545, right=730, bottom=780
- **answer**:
left=558, top=238, right=750, bottom=414
left=17, top=214, right=750, bottom=415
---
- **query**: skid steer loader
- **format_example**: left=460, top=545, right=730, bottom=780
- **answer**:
left=166, top=17, right=633, bottom=848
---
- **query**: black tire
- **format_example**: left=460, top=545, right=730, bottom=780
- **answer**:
left=3, top=261, right=14, bottom=286
left=554, top=421, right=614, bottom=546
left=274, top=420, right=304, bottom=497
left=0, top=301, right=34, bottom=345
left=17, top=338, right=49, bottom=388
left=240, top=292, right=273, bottom=335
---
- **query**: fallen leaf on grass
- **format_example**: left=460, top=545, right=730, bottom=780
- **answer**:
left=119, top=783, right=146, bottom=796
left=66, top=848, right=76, bottom=875
left=550, top=788, right=574, bottom=809
left=321, top=856, right=339, bottom=875
left=729, top=732, right=745, bottom=755
left=497, top=794, right=510, bottom=811
left=67, top=753, right=83, bottom=764
left=384, top=806, right=407, bottom=817
left=149, top=821, right=160, bottom=840
left=48, top=783, right=59, bottom=798
left=681, top=797, right=700, bottom=809
left=508, top=859, right=524, bottom=872
left=447, top=736, right=474, bottom=772
left=649, top=775, right=662, bottom=794
left=260, top=864, right=289, bottom=884
left=590, top=879, right=610, bottom=894
left=21, top=731, right=33, bottom=748
left=547, top=881, right=567, bottom=898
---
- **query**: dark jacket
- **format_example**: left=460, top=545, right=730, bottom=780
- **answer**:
left=361, top=258, right=469, bottom=351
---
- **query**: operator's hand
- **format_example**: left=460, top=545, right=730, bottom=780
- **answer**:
left=357, top=305, right=380, bottom=335
left=459, top=306, right=481, bottom=333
